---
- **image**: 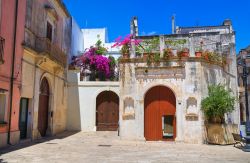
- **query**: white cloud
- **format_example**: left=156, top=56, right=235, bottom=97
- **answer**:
left=141, top=31, right=157, bottom=36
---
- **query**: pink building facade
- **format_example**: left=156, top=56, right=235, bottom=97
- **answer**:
left=0, top=0, right=27, bottom=148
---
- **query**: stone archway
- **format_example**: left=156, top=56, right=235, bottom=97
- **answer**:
left=144, top=86, right=176, bottom=141
left=96, top=91, right=119, bottom=131
left=38, top=78, right=50, bottom=137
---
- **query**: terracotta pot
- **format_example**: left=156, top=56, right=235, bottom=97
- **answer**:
left=195, top=51, right=202, bottom=57
left=123, top=53, right=130, bottom=59
left=210, top=116, right=222, bottom=124
left=143, top=53, right=148, bottom=60
left=181, top=51, right=189, bottom=57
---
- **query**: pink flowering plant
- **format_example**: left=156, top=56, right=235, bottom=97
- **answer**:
left=112, top=34, right=142, bottom=55
left=71, top=40, right=115, bottom=80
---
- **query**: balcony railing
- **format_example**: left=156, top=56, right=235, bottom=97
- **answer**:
left=0, top=36, right=5, bottom=64
left=24, top=36, right=67, bottom=67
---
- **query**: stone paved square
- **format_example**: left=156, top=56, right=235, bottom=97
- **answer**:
left=0, top=132, right=249, bottom=163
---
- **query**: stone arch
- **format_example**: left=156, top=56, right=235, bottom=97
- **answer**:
left=144, top=85, right=176, bottom=141
left=186, top=97, right=198, bottom=114
left=141, top=82, right=180, bottom=100
left=122, top=96, right=135, bottom=120
left=38, top=77, right=50, bottom=137
left=38, top=73, right=53, bottom=136
left=96, top=90, right=119, bottom=131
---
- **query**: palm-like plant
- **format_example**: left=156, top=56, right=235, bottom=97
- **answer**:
left=201, top=84, right=236, bottom=123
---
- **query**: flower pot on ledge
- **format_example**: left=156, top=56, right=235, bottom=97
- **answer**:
left=195, top=51, right=202, bottom=57
left=181, top=51, right=189, bottom=57
left=123, top=53, right=130, bottom=59
left=143, top=53, right=149, bottom=60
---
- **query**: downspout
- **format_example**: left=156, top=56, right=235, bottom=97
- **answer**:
left=8, top=0, right=19, bottom=145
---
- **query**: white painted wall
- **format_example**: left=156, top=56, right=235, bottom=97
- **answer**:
left=82, top=28, right=121, bottom=59
left=67, top=71, right=119, bottom=131
left=70, top=18, right=84, bottom=60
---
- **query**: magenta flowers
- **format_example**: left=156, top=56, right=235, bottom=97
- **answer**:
left=112, top=34, right=141, bottom=55
left=72, top=40, right=113, bottom=79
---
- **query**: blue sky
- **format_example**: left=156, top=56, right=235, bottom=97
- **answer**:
left=63, top=0, right=250, bottom=52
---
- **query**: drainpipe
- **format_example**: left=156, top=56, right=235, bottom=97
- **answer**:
left=8, top=0, right=19, bottom=145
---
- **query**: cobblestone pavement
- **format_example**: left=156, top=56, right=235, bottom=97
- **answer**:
left=0, top=131, right=249, bottom=163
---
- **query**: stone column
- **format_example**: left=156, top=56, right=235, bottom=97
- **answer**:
left=160, top=36, right=165, bottom=58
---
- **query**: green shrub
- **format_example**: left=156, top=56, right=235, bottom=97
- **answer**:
left=201, top=84, right=236, bottom=123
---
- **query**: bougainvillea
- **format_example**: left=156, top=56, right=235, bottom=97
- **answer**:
left=71, top=40, right=113, bottom=79
left=112, top=34, right=142, bottom=54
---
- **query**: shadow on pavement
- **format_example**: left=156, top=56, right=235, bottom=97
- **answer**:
left=0, top=131, right=79, bottom=156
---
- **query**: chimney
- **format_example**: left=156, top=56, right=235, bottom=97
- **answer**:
left=223, top=19, right=232, bottom=26
left=130, top=17, right=138, bottom=37
left=172, top=15, right=175, bottom=34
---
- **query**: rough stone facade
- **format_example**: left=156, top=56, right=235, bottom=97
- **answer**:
left=119, top=19, right=239, bottom=143
left=237, top=45, right=250, bottom=136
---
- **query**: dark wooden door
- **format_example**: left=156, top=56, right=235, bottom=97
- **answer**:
left=38, top=78, right=49, bottom=137
left=96, top=91, right=119, bottom=131
left=19, top=98, right=29, bottom=139
left=144, top=86, right=176, bottom=141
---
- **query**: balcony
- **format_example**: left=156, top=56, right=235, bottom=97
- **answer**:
left=0, top=36, right=5, bottom=64
left=24, top=36, right=67, bottom=67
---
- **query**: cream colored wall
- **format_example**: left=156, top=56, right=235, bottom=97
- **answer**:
left=21, top=49, right=67, bottom=139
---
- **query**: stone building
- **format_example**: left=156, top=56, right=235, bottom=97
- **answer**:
left=237, top=45, right=250, bottom=133
left=21, top=0, right=71, bottom=140
left=118, top=18, right=239, bottom=143
left=0, top=0, right=26, bottom=148
left=67, top=18, right=239, bottom=144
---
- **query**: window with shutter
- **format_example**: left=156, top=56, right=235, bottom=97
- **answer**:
left=46, top=22, right=53, bottom=41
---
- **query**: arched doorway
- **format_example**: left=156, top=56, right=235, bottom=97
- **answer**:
left=38, top=78, right=50, bottom=137
left=144, top=86, right=176, bottom=141
left=96, top=91, right=119, bottom=131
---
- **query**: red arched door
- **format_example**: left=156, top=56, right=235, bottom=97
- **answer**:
left=38, top=78, right=50, bottom=137
left=144, top=86, right=176, bottom=141
left=96, top=91, right=119, bottom=131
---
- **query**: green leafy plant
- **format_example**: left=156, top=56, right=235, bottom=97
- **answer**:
left=153, top=53, right=161, bottom=63
left=165, top=39, right=187, bottom=47
left=201, top=84, right=236, bottom=123
left=163, top=48, right=174, bottom=60
left=143, top=37, right=159, bottom=53
left=95, top=40, right=107, bottom=55
left=202, top=51, right=223, bottom=64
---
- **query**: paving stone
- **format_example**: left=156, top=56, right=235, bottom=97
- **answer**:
left=0, top=131, right=249, bottom=163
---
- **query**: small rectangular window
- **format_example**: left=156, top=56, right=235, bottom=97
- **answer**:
left=0, top=94, right=6, bottom=122
left=46, top=22, right=53, bottom=41
left=162, top=115, right=174, bottom=139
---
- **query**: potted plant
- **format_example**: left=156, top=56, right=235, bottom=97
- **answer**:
left=195, top=47, right=203, bottom=57
left=195, top=41, right=204, bottom=57
left=142, top=37, right=159, bottom=60
left=177, top=48, right=189, bottom=59
left=163, top=48, right=174, bottom=60
left=153, top=53, right=161, bottom=66
left=201, top=84, right=236, bottom=144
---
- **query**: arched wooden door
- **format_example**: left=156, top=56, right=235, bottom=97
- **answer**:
left=38, top=78, right=50, bottom=137
left=144, top=86, right=176, bottom=141
left=96, top=91, right=119, bottom=131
